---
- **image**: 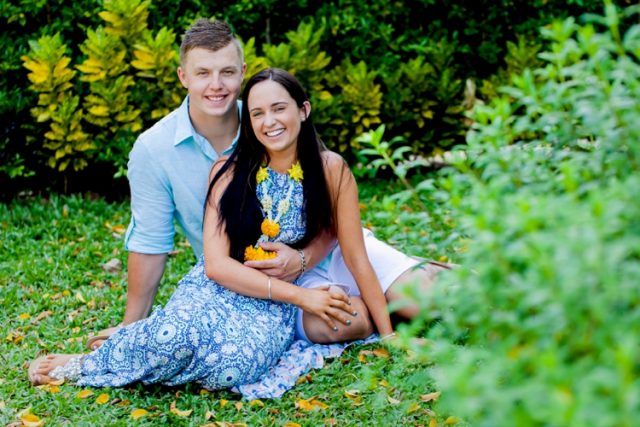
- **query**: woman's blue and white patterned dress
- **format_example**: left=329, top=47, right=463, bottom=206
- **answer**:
left=76, top=167, right=305, bottom=390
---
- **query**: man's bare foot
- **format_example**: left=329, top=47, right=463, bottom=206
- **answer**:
left=28, top=354, right=80, bottom=385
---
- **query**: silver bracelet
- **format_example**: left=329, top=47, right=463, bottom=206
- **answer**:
left=297, top=249, right=307, bottom=277
left=267, top=276, right=272, bottom=300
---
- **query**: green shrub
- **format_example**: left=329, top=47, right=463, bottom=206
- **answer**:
left=3, top=0, right=628, bottom=195
left=399, top=3, right=640, bottom=425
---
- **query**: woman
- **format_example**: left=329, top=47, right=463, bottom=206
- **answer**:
left=28, top=68, right=394, bottom=388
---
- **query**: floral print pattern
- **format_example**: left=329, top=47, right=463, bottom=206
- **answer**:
left=76, top=167, right=306, bottom=390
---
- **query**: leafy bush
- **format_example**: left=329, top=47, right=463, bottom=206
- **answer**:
left=395, top=3, right=640, bottom=425
left=2, top=0, right=628, bottom=196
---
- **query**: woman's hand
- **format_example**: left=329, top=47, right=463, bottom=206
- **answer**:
left=244, top=242, right=302, bottom=282
left=296, top=286, right=355, bottom=331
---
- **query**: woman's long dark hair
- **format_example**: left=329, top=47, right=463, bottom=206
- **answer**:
left=205, top=68, right=335, bottom=262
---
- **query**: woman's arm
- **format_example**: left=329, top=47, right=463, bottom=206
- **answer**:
left=323, top=151, right=394, bottom=337
left=203, top=160, right=351, bottom=329
left=243, top=231, right=336, bottom=282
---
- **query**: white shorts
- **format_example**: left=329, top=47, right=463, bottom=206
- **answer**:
left=294, top=228, right=420, bottom=342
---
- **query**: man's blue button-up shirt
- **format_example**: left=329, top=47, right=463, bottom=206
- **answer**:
left=124, top=96, right=239, bottom=258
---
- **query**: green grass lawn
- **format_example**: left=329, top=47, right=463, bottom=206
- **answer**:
left=0, top=186, right=452, bottom=426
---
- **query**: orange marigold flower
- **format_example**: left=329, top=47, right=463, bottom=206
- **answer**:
left=244, top=245, right=277, bottom=261
left=261, top=219, right=280, bottom=238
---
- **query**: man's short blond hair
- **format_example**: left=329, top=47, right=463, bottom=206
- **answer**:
left=180, top=19, right=243, bottom=65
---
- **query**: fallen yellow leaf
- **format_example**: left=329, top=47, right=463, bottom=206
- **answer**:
left=445, top=416, right=460, bottom=425
left=131, top=408, right=149, bottom=419
left=95, top=393, right=109, bottom=405
left=18, top=313, right=30, bottom=320
left=32, top=310, right=53, bottom=323
left=387, top=395, right=401, bottom=405
left=205, top=410, right=215, bottom=420
left=373, top=348, right=390, bottom=358
left=200, top=388, right=211, bottom=395
left=20, top=413, right=44, bottom=427
left=429, top=419, right=438, bottom=427
left=296, top=374, right=312, bottom=385
left=234, top=401, right=243, bottom=411
left=420, top=391, right=441, bottom=403
left=170, top=400, right=193, bottom=417
left=378, top=379, right=390, bottom=388
left=358, top=350, right=373, bottom=363
left=111, top=224, right=126, bottom=234
left=249, top=399, right=264, bottom=407
left=76, top=389, right=94, bottom=399
left=311, top=399, right=328, bottom=409
left=284, top=423, right=301, bottom=427
left=406, top=402, right=421, bottom=413
left=36, top=383, right=60, bottom=393
left=344, top=389, right=360, bottom=398
left=219, top=399, right=229, bottom=407
left=5, top=330, right=24, bottom=344
left=296, top=398, right=328, bottom=411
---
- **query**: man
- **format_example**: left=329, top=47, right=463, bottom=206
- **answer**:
left=88, top=19, right=444, bottom=349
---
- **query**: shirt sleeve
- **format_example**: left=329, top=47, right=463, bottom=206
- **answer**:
left=124, top=139, right=176, bottom=254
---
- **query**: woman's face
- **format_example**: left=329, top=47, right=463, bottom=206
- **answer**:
left=247, top=79, right=309, bottom=158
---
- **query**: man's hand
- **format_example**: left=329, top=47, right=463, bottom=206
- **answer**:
left=244, top=242, right=303, bottom=281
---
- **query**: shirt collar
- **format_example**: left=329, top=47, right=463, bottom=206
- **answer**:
left=174, top=96, right=193, bottom=146
left=174, top=96, right=242, bottom=157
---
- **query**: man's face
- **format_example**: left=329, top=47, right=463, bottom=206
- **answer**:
left=177, top=43, right=246, bottom=124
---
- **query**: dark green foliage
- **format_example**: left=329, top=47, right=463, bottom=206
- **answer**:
left=1, top=0, right=631, bottom=198
left=399, top=3, right=640, bottom=425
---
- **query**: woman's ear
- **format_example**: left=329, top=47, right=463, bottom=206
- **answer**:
left=301, top=101, right=311, bottom=121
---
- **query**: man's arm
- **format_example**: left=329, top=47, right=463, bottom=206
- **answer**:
left=122, top=252, right=168, bottom=324
left=243, top=231, right=335, bottom=282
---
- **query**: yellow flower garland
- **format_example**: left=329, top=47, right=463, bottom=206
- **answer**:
left=244, top=161, right=303, bottom=261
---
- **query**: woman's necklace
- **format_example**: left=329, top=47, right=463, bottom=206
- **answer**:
left=244, top=161, right=304, bottom=261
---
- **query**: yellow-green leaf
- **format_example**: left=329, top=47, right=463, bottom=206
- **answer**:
left=76, top=389, right=94, bottom=399
left=130, top=408, right=149, bottom=419
left=420, top=391, right=441, bottom=403
left=20, top=413, right=44, bottom=427
left=95, top=393, right=109, bottom=405
left=170, top=400, right=193, bottom=417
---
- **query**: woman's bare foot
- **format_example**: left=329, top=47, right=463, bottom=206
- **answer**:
left=28, top=354, right=81, bottom=385
left=86, top=325, right=122, bottom=350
